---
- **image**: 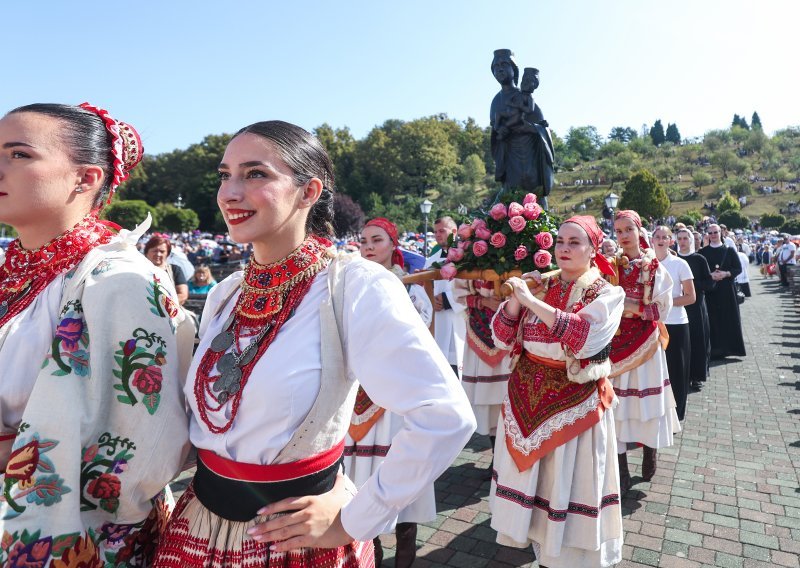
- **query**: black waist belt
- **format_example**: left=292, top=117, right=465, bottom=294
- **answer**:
left=194, top=455, right=342, bottom=522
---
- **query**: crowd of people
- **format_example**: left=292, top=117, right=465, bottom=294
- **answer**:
left=0, top=101, right=797, bottom=567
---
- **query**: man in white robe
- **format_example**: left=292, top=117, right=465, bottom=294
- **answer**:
left=424, top=216, right=466, bottom=377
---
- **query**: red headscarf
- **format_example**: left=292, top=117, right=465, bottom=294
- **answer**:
left=364, top=218, right=405, bottom=269
left=563, top=215, right=615, bottom=276
left=614, top=209, right=650, bottom=250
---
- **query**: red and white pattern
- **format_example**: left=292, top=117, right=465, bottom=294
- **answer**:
left=153, top=485, right=375, bottom=568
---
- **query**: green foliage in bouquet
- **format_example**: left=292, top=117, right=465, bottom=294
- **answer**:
left=434, top=189, right=561, bottom=278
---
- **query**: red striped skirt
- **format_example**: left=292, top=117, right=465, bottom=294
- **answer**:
left=152, top=484, right=375, bottom=568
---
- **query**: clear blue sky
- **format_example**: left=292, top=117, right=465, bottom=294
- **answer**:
left=4, top=0, right=797, bottom=155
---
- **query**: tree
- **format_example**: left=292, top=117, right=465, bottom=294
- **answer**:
left=155, top=203, right=200, bottom=232
left=676, top=209, right=703, bottom=225
left=780, top=219, right=800, bottom=234
left=751, top=111, right=762, bottom=130
left=332, top=193, right=365, bottom=237
left=692, top=171, right=712, bottom=189
left=655, top=163, right=676, bottom=183
left=665, top=123, right=681, bottom=145
left=711, top=149, right=738, bottom=178
left=760, top=212, right=785, bottom=228
left=649, top=120, right=665, bottom=146
left=775, top=167, right=791, bottom=188
left=716, top=191, right=740, bottom=214
left=720, top=179, right=751, bottom=198
left=565, top=126, right=602, bottom=161
left=608, top=126, right=638, bottom=143
left=717, top=210, right=750, bottom=230
left=102, top=200, right=156, bottom=230
left=461, top=153, right=486, bottom=186
left=731, top=114, right=749, bottom=130
left=619, top=169, right=670, bottom=219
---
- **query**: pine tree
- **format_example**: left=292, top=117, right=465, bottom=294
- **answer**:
left=751, top=111, right=762, bottom=130
left=649, top=120, right=665, bottom=147
left=665, top=123, right=681, bottom=145
left=732, top=114, right=741, bottom=128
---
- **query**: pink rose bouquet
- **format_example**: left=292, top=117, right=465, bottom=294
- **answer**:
left=489, top=232, right=507, bottom=248
left=508, top=202, right=524, bottom=217
left=508, top=215, right=527, bottom=233
left=473, top=240, right=489, bottom=257
left=489, top=203, right=508, bottom=221
left=439, top=262, right=458, bottom=280
left=514, top=245, right=529, bottom=261
left=535, top=231, right=554, bottom=249
left=534, top=250, right=552, bottom=268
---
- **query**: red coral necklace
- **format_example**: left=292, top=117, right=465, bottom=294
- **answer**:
left=0, top=216, right=114, bottom=329
left=194, top=235, right=332, bottom=434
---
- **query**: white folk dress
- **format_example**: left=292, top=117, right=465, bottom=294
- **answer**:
left=424, top=249, right=466, bottom=375
left=455, top=279, right=514, bottom=436
left=610, top=249, right=681, bottom=450
left=0, top=221, right=193, bottom=566
left=185, top=258, right=475, bottom=542
left=343, top=267, right=436, bottom=525
left=489, top=268, right=625, bottom=567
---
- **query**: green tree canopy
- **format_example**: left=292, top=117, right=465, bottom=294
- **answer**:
left=608, top=126, right=638, bottom=143
left=665, top=123, right=681, bottom=145
left=717, top=210, right=749, bottom=230
left=716, top=191, right=740, bottom=213
left=155, top=203, right=200, bottom=232
left=692, top=171, right=712, bottom=188
left=649, top=120, right=665, bottom=146
left=619, top=169, right=670, bottom=220
left=760, top=212, right=785, bottom=228
left=751, top=111, right=762, bottom=130
left=565, top=126, right=602, bottom=161
left=102, top=200, right=156, bottom=230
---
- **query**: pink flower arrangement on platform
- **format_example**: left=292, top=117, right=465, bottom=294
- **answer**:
left=432, top=190, right=560, bottom=280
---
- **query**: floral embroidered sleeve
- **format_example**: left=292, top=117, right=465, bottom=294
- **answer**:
left=491, top=302, right=521, bottom=349
left=0, top=246, right=193, bottom=567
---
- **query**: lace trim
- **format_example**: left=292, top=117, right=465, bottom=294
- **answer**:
left=502, top=392, right=600, bottom=456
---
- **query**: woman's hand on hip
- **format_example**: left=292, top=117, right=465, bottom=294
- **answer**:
left=247, top=472, right=355, bottom=551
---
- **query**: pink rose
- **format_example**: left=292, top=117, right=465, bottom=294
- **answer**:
left=458, top=239, right=472, bottom=250
left=475, top=227, right=492, bottom=240
left=523, top=193, right=538, bottom=205
left=514, top=245, right=529, bottom=261
left=489, top=203, right=508, bottom=221
left=508, top=215, right=527, bottom=233
left=508, top=202, right=524, bottom=217
left=473, top=240, right=489, bottom=257
left=523, top=202, right=542, bottom=220
left=439, top=262, right=458, bottom=280
left=447, top=247, right=464, bottom=262
left=489, top=232, right=507, bottom=248
left=535, top=232, right=554, bottom=249
left=471, top=218, right=488, bottom=232
left=457, top=223, right=473, bottom=239
left=534, top=250, right=552, bottom=268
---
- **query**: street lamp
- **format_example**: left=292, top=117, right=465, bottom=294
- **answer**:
left=604, top=192, right=619, bottom=237
left=420, top=199, right=434, bottom=257
left=174, top=194, right=184, bottom=209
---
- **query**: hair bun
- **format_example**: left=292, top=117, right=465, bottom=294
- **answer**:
left=117, top=121, right=144, bottom=173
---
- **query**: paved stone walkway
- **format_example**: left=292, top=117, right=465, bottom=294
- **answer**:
left=377, top=267, right=800, bottom=567
left=171, top=267, right=800, bottom=567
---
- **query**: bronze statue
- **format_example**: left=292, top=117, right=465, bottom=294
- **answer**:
left=490, top=49, right=555, bottom=209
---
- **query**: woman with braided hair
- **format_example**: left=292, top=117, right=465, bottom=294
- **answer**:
left=0, top=103, right=193, bottom=565
left=154, top=121, right=475, bottom=567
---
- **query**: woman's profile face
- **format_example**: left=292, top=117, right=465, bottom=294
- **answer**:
left=146, top=243, right=169, bottom=267
left=360, top=225, right=394, bottom=269
left=0, top=112, right=81, bottom=229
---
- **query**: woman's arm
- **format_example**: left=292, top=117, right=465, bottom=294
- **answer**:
left=673, top=278, right=696, bottom=307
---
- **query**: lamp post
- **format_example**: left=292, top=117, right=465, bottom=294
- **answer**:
left=604, top=192, right=619, bottom=237
left=420, top=199, right=433, bottom=257
left=174, top=194, right=184, bottom=209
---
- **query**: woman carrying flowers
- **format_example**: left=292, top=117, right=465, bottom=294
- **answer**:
left=489, top=215, right=625, bottom=567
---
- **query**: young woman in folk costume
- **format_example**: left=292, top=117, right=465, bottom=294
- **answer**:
left=347, top=217, right=433, bottom=568
left=0, top=104, right=193, bottom=565
left=454, top=275, right=514, bottom=477
left=609, top=210, right=680, bottom=493
left=153, top=121, right=475, bottom=567
left=489, top=215, right=625, bottom=568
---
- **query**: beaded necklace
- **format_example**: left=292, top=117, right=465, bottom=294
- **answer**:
left=0, top=216, right=113, bottom=328
left=194, top=235, right=332, bottom=434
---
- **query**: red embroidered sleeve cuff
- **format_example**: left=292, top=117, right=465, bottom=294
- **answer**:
left=492, top=305, right=520, bottom=345
left=551, top=309, right=590, bottom=353
left=641, top=303, right=659, bottom=321
left=466, top=295, right=481, bottom=309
